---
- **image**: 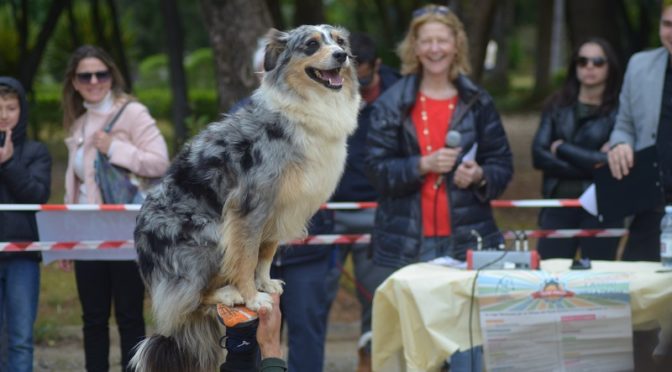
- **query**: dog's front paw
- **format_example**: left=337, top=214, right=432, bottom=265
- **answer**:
left=246, top=291, right=274, bottom=312
left=211, top=285, right=245, bottom=306
left=257, top=278, right=284, bottom=295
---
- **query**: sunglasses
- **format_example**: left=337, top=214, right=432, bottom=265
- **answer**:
left=576, top=56, right=607, bottom=68
left=75, top=71, right=111, bottom=84
left=412, top=5, right=450, bottom=19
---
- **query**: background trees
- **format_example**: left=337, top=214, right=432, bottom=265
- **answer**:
left=0, top=0, right=666, bottom=147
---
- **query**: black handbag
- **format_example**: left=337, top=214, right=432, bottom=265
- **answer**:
left=94, top=102, right=161, bottom=204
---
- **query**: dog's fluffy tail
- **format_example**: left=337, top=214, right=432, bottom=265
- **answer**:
left=131, top=314, right=222, bottom=372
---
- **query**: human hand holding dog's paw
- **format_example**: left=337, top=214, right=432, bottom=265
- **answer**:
left=257, top=293, right=282, bottom=359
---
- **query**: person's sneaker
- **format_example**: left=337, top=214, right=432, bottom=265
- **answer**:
left=216, top=303, right=258, bottom=328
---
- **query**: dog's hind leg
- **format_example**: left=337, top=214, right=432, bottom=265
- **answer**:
left=256, top=240, right=284, bottom=294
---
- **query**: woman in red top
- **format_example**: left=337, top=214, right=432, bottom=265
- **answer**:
left=365, top=5, right=513, bottom=370
left=366, top=4, right=513, bottom=268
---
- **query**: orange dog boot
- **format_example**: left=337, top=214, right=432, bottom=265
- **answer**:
left=216, top=303, right=258, bottom=328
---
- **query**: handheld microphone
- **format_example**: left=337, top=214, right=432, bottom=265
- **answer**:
left=434, top=130, right=462, bottom=188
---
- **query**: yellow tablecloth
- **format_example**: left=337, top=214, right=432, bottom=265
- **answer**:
left=372, top=259, right=672, bottom=372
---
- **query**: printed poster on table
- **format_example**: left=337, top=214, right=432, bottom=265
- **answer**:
left=477, top=271, right=632, bottom=372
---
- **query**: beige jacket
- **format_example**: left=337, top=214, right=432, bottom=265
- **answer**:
left=64, top=99, right=170, bottom=203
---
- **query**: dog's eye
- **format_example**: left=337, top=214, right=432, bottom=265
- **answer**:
left=336, top=37, right=345, bottom=46
left=306, top=40, right=319, bottom=48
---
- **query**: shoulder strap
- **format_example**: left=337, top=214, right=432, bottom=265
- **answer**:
left=103, top=101, right=132, bottom=133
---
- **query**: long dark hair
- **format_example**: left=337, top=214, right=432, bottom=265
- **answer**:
left=543, top=37, right=622, bottom=115
left=61, top=45, right=129, bottom=132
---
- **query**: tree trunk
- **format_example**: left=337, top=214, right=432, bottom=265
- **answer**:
left=566, top=0, right=624, bottom=63
left=106, top=0, right=132, bottom=91
left=17, top=0, right=68, bottom=94
left=458, top=0, right=498, bottom=82
left=533, top=0, right=553, bottom=99
left=90, top=0, right=111, bottom=51
left=294, top=0, right=324, bottom=26
left=483, top=0, right=514, bottom=92
left=199, top=0, right=272, bottom=112
left=371, top=0, right=394, bottom=51
left=159, top=0, right=190, bottom=150
left=67, top=0, right=81, bottom=47
left=265, top=0, right=283, bottom=29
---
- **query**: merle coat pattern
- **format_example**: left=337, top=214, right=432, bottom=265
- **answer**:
left=131, top=25, right=360, bottom=372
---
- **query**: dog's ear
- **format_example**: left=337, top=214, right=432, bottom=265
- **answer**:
left=264, top=28, right=288, bottom=72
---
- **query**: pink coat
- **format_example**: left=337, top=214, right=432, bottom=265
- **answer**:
left=64, top=99, right=170, bottom=203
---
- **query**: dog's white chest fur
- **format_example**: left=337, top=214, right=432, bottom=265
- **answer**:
left=262, top=80, right=359, bottom=241
left=270, top=135, right=348, bottom=241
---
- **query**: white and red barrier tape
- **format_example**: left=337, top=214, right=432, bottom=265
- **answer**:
left=0, top=200, right=582, bottom=211
left=0, top=240, right=134, bottom=252
left=0, top=229, right=629, bottom=252
left=0, top=201, right=664, bottom=252
left=1, top=201, right=669, bottom=211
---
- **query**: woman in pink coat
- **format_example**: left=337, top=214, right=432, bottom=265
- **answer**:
left=60, top=45, right=169, bottom=372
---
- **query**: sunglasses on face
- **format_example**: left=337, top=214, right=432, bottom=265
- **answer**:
left=576, top=56, right=607, bottom=68
left=75, top=71, right=111, bottom=84
left=412, top=5, right=450, bottom=19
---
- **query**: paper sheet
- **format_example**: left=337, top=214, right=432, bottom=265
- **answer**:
left=462, top=143, right=478, bottom=162
left=478, top=271, right=633, bottom=371
left=579, top=183, right=598, bottom=216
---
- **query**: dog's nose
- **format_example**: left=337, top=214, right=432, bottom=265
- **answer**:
left=333, top=51, right=347, bottom=63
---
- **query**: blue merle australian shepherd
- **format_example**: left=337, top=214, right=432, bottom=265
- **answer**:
left=131, top=25, right=360, bottom=371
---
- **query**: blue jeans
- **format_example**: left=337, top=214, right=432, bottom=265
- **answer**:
left=271, top=255, right=332, bottom=372
left=0, top=258, right=40, bottom=372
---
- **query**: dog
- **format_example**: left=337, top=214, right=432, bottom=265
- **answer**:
left=130, top=25, right=360, bottom=372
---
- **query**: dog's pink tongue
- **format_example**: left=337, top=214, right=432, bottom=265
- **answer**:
left=324, top=70, right=343, bottom=86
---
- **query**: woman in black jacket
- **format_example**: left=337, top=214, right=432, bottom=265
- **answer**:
left=0, top=77, right=52, bottom=372
left=366, top=5, right=513, bottom=270
left=365, top=6, right=513, bottom=369
left=532, top=38, right=623, bottom=260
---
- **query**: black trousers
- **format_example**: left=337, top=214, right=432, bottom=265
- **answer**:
left=74, top=261, right=146, bottom=372
left=622, top=207, right=665, bottom=262
left=537, top=207, right=622, bottom=260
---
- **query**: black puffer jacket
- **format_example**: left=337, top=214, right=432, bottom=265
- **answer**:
left=0, top=77, right=52, bottom=261
left=366, top=74, right=513, bottom=268
left=532, top=104, right=615, bottom=198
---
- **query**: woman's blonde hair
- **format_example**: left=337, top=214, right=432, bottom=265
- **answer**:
left=61, top=45, right=131, bottom=132
left=396, top=4, right=471, bottom=80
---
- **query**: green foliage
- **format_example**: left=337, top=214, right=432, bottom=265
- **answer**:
left=134, top=88, right=219, bottom=126
left=136, top=49, right=216, bottom=91
left=30, top=89, right=63, bottom=136
left=184, top=48, right=216, bottom=90
left=135, top=54, right=169, bottom=90
left=40, top=0, right=138, bottom=85
left=0, top=6, right=19, bottom=76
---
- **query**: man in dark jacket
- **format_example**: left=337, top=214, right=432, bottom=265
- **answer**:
left=326, top=31, right=399, bottom=372
left=0, top=77, right=52, bottom=372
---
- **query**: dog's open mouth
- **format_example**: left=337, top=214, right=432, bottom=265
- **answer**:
left=306, top=67, right=343, bottom=90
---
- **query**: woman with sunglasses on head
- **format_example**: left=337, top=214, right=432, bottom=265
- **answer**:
left=365, top=4, right=513, bottom=371
left=59, top=45, right=169, bottom=372
left=532, top=38, right=623, bottom=261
